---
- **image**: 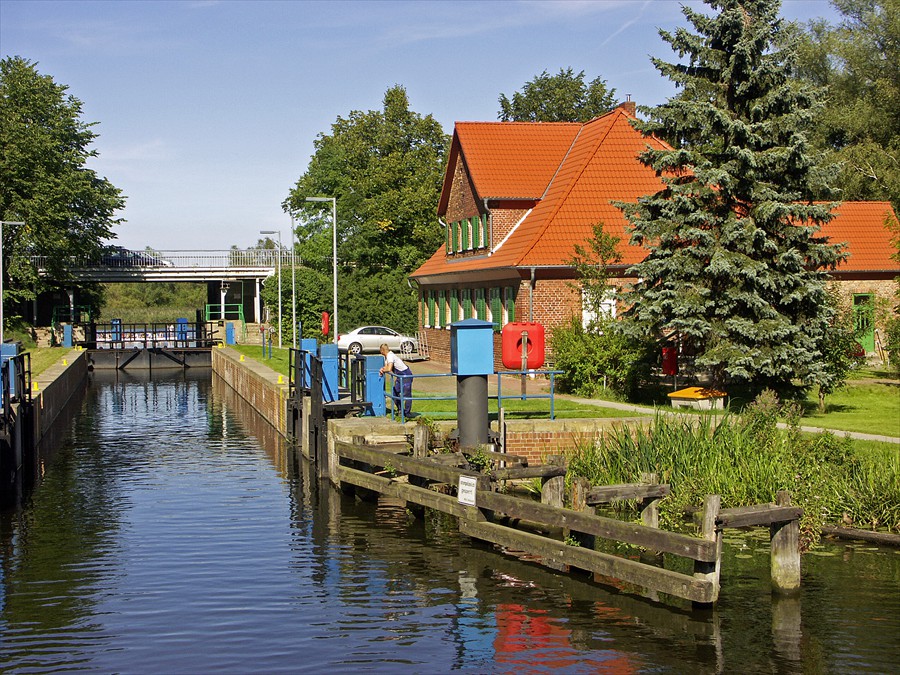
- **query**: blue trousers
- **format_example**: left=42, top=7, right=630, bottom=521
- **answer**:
left=392, top=368, right=412, bottom=416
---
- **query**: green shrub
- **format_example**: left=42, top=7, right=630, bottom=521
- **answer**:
left=549, top=316, right=645, bottom=399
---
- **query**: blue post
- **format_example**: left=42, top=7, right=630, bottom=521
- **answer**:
left=111, top=318, right=122, bottom=344
left=63, top=324, right=73, bottom=348
left=176, top=317, right=188, bottom=346
left=300, top=338, right=317, bottom=389
left=364, top=354, right=386, bottom=416
left=451, top=319, right=495, bottom=448
left=225, top=322, right=235, bottom=345
left=1, top=342, right=20, bottom=400
left=319, top=343, right=339, bottom=403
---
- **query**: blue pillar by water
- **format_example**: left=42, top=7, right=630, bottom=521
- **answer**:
left=299, top=338, right=317, bottom=390
left=319, top=342, right=339, bottom=403
left=364, top=354, right=386, bottom=416
left=1, top=342, right=20, bottom=403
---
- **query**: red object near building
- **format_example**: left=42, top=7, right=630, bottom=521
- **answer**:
left=501, top=322, right=545, bottom=370
left=321, top=312, right=330, bottom=336
left=662, top=346, right=678, bottom=376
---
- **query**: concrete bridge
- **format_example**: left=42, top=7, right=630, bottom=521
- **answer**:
left=29, top=249, right=296, bottom=325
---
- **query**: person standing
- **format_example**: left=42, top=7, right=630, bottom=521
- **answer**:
left=379, top=343, right=413, bottom=417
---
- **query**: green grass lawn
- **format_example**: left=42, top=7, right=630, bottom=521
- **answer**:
left=801, top=377, right=899, bottom=437
left=408, top=396, right=644, bottom=420
left=227, top=345, right=898, bottom=433
left=230, top=344, right=292, bottom=376
left=22, top=348, right=70, bottom=376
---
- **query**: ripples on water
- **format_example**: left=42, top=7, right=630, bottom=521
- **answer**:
left=1, top=371, right=898, bottom=673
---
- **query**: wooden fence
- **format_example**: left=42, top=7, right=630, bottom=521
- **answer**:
left=323, top=426, right=802, bottom=607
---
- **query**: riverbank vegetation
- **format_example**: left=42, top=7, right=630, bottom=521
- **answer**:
left=566, top=390, right=900, bottom=550
left=98, top=282, right=206, bottom=324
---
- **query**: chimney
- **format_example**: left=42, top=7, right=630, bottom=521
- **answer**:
left=618, top=95, right=636, bottom=116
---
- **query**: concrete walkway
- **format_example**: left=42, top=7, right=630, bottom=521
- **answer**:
left=408, top=358, right=900, bottom=444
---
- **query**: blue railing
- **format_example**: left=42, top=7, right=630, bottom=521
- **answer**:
left=496, top=370, right=563, bottom=419
left=385, top=369, right=563, bottom=423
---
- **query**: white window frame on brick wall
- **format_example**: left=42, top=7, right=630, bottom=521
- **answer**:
left=581, top=287, right=616, bottom=329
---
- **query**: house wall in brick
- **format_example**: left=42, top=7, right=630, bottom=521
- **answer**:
left=445, top=157, right=480, bottom=224
left=490, top=208, right=529, bottom=248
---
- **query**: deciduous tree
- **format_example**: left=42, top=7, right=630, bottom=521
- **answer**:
left=794, top=0, right=900, bottom=211
left=284, top=86, right=447, bottom=331
left=0, top=57, right=124, bottom=320
left=498, top=68, right=617, bottom=122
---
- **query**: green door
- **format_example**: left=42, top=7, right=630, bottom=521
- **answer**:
left=853, top=294, right=875, bottom=353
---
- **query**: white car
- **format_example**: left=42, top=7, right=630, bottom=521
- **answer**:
left=337, top=326, right=418, bottom=355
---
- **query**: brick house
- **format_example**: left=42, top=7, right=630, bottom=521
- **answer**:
left=410, top=103, right=899, bottom=365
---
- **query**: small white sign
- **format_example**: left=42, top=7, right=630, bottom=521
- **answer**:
left=458, top=476, right=478, bottom=506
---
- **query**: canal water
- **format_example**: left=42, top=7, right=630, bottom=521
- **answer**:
left=1, top=371, right=898, bottom=673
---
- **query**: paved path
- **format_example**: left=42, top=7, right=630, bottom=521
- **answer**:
left=409, top=358, right=900, bottom=444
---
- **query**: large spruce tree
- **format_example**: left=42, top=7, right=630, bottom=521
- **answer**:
left=620, top=0, right=844, bottom=395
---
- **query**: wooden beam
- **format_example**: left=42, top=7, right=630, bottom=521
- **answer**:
left=475, top=490, right=718, bottom=562
left=337, top=465, right=479, bottom=521
left=463, top=448, right=528, bottom=467
left=717, top=504, right=803, bottom=529
left=587, top=483, right=671, bottom=504
left=490, top=465, right=567, bottom=481
left=459, top=520, right=716, bottom=604
left=335, top=441, right=490, bottom=490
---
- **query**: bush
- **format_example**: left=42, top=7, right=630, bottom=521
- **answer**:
left=549, top=316, right=645, bottom=399
left=886, top=314, right=900, bottom=375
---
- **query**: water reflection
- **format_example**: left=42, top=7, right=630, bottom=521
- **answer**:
left=0, top=371, right=898, bottom=673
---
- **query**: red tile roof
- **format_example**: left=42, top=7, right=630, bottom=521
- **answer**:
left=820, top=202, right=898, bottom=272
left=440, top=122, right=581, bottom=207
left=416, top=108, right=899, bottom=280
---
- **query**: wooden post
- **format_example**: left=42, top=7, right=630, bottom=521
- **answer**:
left=413, top=424, right=431, bottom=459
left=569, top=476, right=595, bottom=551
left=326, top=420, right=340, bottom=489
left=693, top=494, right=722, bottom=608
left=639, top=472, right=660, bottom=529
left=770, top=491, right=801, bottom=594
left=541, top=475, right=565, bottom=509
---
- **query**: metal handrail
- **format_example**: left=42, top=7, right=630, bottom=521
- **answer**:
left=385, top=369, right=563, bottom=423
left=30, top=250, right=297, bottom=270
left=91, top=322, right=213, bottom=349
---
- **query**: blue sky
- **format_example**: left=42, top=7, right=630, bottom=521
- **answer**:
left=1, top=0, right=840, bottom=251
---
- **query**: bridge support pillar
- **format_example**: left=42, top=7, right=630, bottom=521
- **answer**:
left=254, top=278, right=261, bottom=323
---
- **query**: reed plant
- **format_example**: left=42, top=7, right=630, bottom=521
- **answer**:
left=567, top=390, right=900, bottom=549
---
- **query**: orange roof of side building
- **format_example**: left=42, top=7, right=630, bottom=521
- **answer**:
left=820, top=202, right=899, bottom=273
left=416, top=107, right=899, bottom=280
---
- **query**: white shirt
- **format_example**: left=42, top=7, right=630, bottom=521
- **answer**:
left=385, top=351, right=409, bottom=373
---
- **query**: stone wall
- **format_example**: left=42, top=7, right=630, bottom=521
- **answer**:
left=212, top=346, right=289, bottom=438
left=32, top=349, right=88, bottom=438
left=500, top=417, right=648, bottom=466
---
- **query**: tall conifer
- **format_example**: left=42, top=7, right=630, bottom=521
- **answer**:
left=620, top=0, right=844, bottom=395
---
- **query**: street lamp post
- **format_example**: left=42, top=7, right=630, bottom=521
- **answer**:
left=260, top=229, right=282, bottom=349
left=290, top=213, right=297, bottom=350
left=304, top=197, right=337, bottom=343
left=0, top=221, right=25, bottom=347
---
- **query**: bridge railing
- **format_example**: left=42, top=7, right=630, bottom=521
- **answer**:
left=29, top=250, right=297, bottom=270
